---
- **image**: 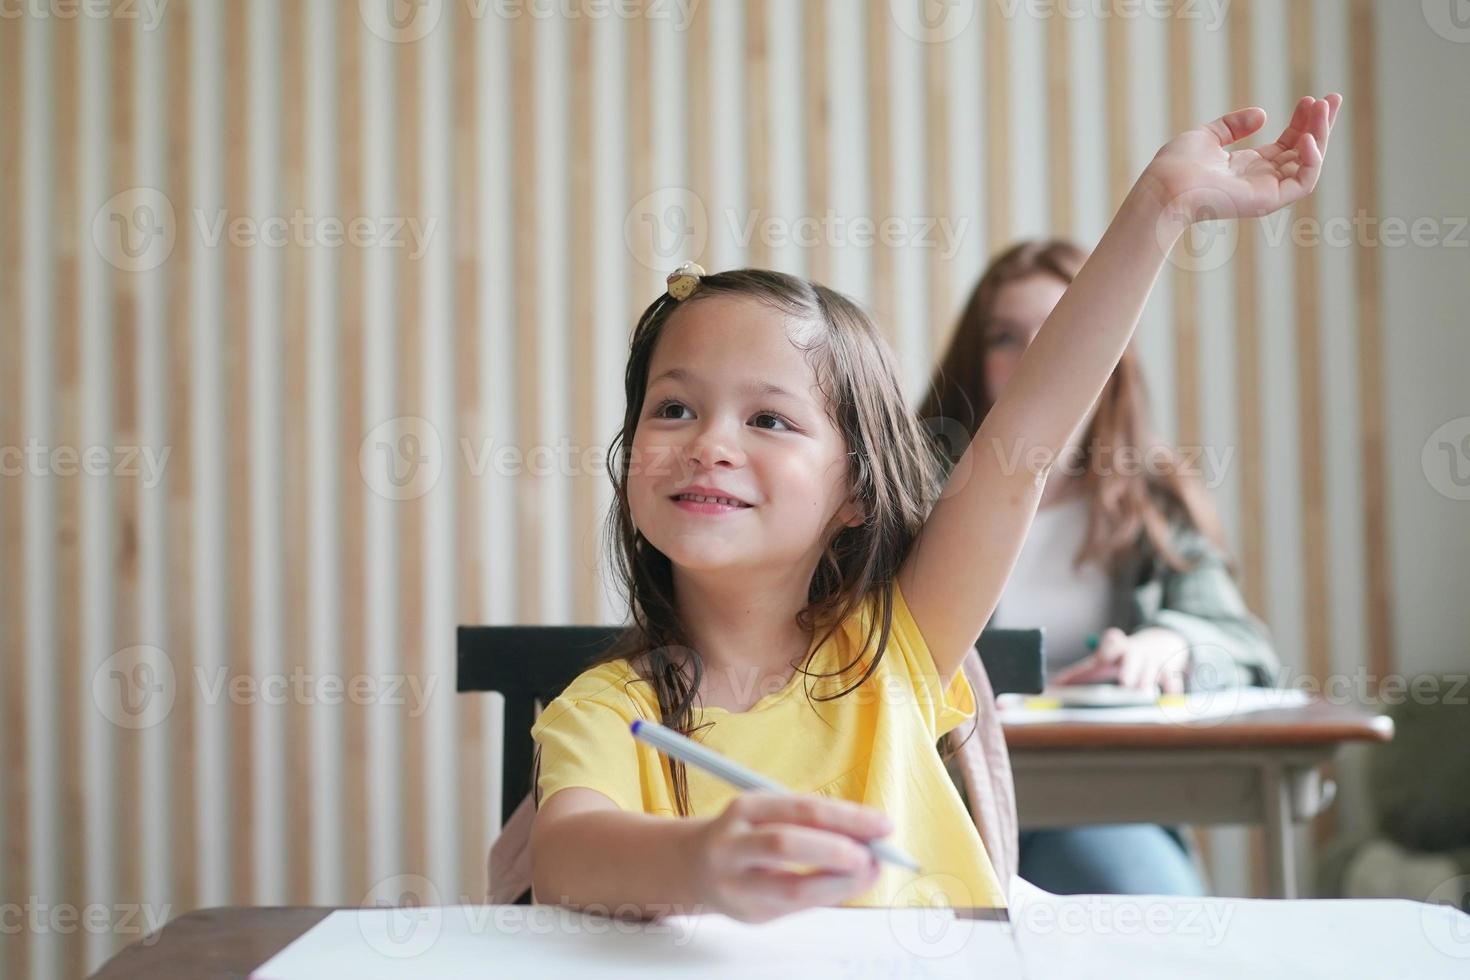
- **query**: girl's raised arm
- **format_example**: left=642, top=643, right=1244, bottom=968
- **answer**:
left=898, top=95, right=1341, bottom=685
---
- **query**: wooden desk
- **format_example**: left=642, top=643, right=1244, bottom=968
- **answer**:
left=90, top=905, right=1011, bottom=979
left=1002, top=697, right=1393, bottom=899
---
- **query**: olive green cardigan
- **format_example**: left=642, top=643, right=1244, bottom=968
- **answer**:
left=1105, top=524, right=1280, bottom=690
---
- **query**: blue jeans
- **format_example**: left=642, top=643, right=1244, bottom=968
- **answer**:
left=1018, top=824, right=1207, bottom=896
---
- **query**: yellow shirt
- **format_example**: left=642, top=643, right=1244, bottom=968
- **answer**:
left=530, top=583, right=1007, bottom=909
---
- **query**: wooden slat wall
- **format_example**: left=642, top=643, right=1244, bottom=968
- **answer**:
left=925, top=25, right=952, bottom=349
left=865, top=0, right=894, bottom=344
left=1286, top=0, right=1334, bottom=852
left=0, top=12, right=27, bottom=980
left=1168, top=0, right=1200, bottom=450
left=984, top=0, right=1011, bottom=253
left=395, top=0, right=426, bottom=894
left=167, top=0, right=197, bottom=920
left=54, top=15, right=80, bottom=980
left=1348, top=0, right=1393, bottom=689
left=803, top=0, right=829, bottom=287
left=453, top=0, right=486, bottom=898
left=336, top=0, right=368, bottom=905
left=0, top=2, right=1403, bottom=974
left=1230, top=0, right=1268, bottom=616
left=1046, top=11, right=1073, bottom=238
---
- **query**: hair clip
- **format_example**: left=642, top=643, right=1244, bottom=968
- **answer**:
left=665, top=261, right=706, bottom=301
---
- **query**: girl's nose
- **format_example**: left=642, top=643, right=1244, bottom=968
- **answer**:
left=688, top=419, right=745, bottom=469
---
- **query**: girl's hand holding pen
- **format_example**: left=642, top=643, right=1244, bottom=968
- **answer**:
left=689, top=792, right=887, bottom=924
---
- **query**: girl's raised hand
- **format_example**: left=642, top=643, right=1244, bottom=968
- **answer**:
left=691, top=792, right=886, bottom=923
left=1147, top=94, right=1341, bottom=230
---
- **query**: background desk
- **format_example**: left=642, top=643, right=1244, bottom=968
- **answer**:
left=90, top=906, right=1011, bottom=979
left=1003, top=698, right=1393, bottom=898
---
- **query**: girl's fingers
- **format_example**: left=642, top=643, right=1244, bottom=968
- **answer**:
left=1321, top=93, right=1342, bottom=152
left=1051, top=655, right=1103, bottom=685
left=1097, top=628, right=1129, bottom=663
left=738, top=825, right=875, bottom=876
left=1293, top=133, right=1323, bottom=193
left=1120, top=650, right=1154, bottom=691
left=730, top=792, right=893, bottom=842
left=1310, top=99, right=1330, bottom=152
left=1274, top=95, right=1314, bottom=151
left=1048, top=661, right=1088, bottom=685
left=1052, top=659, right=1121, bottom=685
left=735, top=863, right=879, bottom=915
left=1117, top=648, right=1138, bottom=689
left=1204, top=106, right=1267, bottom=147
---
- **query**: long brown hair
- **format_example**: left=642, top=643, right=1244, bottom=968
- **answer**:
left=917, top=239, right=1226, bottom=574
left=600, top=269, right=944, bottom=816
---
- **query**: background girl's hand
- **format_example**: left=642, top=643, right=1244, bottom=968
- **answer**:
left=1049, top=627, right=1191, bottom=694
left=690, top=792, right=886, bottom=923
left=1146, top=93, right=1341, bottom=229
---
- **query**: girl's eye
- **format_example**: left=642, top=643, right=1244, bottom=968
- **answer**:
left=648, top=399, right=792, bottom=430
left=987, top=331, right=1020, bottom=349
left=650, top=399, right=692, bottom=420
left=751, top=412, right=792, bottom=431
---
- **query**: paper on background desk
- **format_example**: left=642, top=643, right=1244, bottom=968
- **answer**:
left=997, top=686, right=1311, bottom=725
left=1007, top=875, right=1470, bottom=978
left=249, top=902, right=1025, bottom=980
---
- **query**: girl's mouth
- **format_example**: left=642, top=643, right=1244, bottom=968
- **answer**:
left=670, top=492, right=753, bottom=515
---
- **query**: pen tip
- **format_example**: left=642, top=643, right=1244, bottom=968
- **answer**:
left=630, top=719, right=642, bottom=735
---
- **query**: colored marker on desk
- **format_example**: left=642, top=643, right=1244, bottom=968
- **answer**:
left=629, top=718, right=921, bottom=873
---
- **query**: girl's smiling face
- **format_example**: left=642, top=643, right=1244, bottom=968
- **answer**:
left=627, top=294, right=863, bottom=573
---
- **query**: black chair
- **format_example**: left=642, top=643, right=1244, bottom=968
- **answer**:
left=456, top=625, right=1045, bottom=828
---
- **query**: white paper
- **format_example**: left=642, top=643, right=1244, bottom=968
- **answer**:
left=1006, top=875, right=1470, bottom=979
left=250, top=903, right=1026, bottom=980
left=249, top=876, right=1470, bottom=979
left=997, top=686, right=1311, bottom=725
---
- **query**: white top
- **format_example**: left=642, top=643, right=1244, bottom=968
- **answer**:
left=989, top=496, right=1112, bottom=677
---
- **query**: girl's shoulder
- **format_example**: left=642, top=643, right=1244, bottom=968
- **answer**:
left=553, top=657, right=659, bottom=718
left=815, top=581, right=926, bottom=675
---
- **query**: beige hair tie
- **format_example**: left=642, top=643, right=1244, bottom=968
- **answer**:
left=665, top=261, right=706, bottom=301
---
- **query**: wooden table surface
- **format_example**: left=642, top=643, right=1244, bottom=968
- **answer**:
left=1002, top=697, right=1394, bottom=750
left=91, top=904, right=1010, bottom=978
left=92, top=908, right=333, bottom=980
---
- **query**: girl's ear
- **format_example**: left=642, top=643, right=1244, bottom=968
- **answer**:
left=837, top=497, right=866, bottom=528
left=841, top=449, right=871, bottom=528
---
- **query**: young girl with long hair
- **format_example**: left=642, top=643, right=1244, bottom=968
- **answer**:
left=530, top=95, right=1340, bottom=922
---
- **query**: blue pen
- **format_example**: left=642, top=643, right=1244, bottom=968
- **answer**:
left=630, top=718, right=921, bottom=873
